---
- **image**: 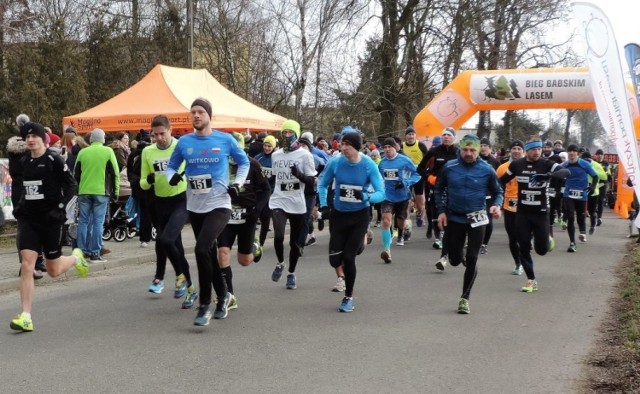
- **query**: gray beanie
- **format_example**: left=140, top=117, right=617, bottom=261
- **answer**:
left=90, top=128, right=105, bottom=144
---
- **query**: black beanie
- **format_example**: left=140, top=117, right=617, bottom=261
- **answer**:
left=20, top=122, right=46, bottom=141
left=509, top=139, right=524, bottom=149
left=191, top=98, right=212, bottom=118
left=480, top=137, right=491, bottom=146
left=383, top=137, right=397, bottom=147
left=341, top=132, right=362, bottom=151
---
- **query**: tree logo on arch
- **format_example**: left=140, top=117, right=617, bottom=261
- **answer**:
left=482, top=75, right=521, bottom=101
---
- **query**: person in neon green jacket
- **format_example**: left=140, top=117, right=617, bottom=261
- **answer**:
left=582, top=151, right=608, bottom=234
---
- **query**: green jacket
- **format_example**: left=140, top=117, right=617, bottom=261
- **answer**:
left=74, top=142, right=120, bottom=197
left=588, top=159, right=608, bottom=197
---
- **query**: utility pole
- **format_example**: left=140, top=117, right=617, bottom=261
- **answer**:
left=187, top=0, right=194, bottom=68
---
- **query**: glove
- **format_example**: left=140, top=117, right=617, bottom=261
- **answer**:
left=47, top=208, right=67, bottom=224
left=530, top=173, right=550, bottom=183
left=290, top=164, right=301, bottom=179
left=169, top=172, right=183, bottom=186
left=588, top=182, right=597, bottom=195
left=395, top=181, right=405, bottom=190
left=320, top=206, right=331, bottom=219
left=146, top=173, right=155, bottom=185
left=228, top=184, right=241, bottom=200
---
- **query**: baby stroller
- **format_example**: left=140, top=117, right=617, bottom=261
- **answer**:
left=102, top=198, right=138, bottom=242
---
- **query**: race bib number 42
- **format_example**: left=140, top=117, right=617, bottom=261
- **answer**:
left=280, top=182, right=301, bottom=192
left=466, top=209, right=489, bottom=228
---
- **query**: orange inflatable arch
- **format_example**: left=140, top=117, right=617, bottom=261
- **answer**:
left=413, top=67, right=640, bottom=219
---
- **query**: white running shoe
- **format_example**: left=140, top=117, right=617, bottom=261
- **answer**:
left=332, top=277, right=346, bottom=292
left=435, top=255, right=449, bottom=271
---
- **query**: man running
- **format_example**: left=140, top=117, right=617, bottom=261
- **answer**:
left=402, top=126, right=428, bottom=227
left=254, top=135, right=278, bottom=249
left=10, top=122, right=89, bottom=332
left=166, top=98, right=249, bottom=326
left=478, top=137, right=500, bottom=254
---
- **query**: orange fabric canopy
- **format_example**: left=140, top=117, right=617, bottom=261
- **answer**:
left=63, top=64, right=286, bottom=133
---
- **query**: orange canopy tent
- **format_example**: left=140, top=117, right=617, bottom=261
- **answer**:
left=63, top=64, right=286, bottom=133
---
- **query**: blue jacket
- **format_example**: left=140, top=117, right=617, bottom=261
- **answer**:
left=435, top=156, right=503, bottom=224
left=561, top=158, right=597, bottom=201
left=378, top=153, right=422, bottom=203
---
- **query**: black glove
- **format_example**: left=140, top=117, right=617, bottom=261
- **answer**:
left=588, top=182, right=597, bottom=195
left=169, top=172, right=183, bottom=186
left=146, top=173, right=155, bottom=185
left=290, top=164, right=301, bottom=179
left=320, top=206, right=331, bottom=218
left=12, top=205, right=24, bottom=220
left=47, top=208, right=67, bottom=224
left=228, top=184, right=241, bottom=199
left=395, top=181, right=405, bottom=190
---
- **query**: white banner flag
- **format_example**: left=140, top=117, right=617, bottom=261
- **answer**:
left=573, top=2, right=640, bottom=225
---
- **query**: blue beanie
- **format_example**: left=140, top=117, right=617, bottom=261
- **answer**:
left=432, top=136, right=442, bottom=147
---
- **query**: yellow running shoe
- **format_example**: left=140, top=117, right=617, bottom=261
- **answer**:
left=521, top=279, right=538, bottom=293
left=72, top=248, right=89, bottom=277
left=10, top=312, right=33, bottom=332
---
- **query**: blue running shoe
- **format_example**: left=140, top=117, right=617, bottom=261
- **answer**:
left=182, top=288, right=198, bottom=309
left=213, top=292, right=231, bottom=319
left=272, top=263, right=285, bottom=282
left=149, top=279, right=164, bottom=294
left=339, top=297, right=354, bottom=313
left=286, top=273, right=297, bottom=289
left=194, top=304, right=211, bottom=326
left=174, top=274, right=187, bottom=299
left=416, top=217, right=424, bottom=227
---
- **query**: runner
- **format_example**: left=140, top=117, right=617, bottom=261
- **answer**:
left=254, top=134, right=278, bottom=250
left=581, top=151, right=607, bottom=235
left=166, top=98, right=250, bottom=326
left=268, top=119, right=316, bottom=289
left=318, top=131, right=385, bottom=312
left=402, top=126, right=428, bottom=227
left=10, top=122, right=89, bottom=332
left=478, top=137, right=500, bottom=254
left=592, top=148, right=611, bottom=226
left=140, top=115, right=197, bottom=309
left=377, top=137, right=421, bottom=263
left=435, top=134, right=503, bottom=314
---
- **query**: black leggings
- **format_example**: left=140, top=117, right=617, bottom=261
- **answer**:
left=563, top=198, right=586, bottom=243
left=587, top=195, right=598, bottom=228
left=272, top=209, right=306, bottom=273
left=503, top=210, right=521, bottom=267
left=444, top=220, right=485, bottom=300
left=328, top=208, right=369, bottom=297
left=154, top=195, right=192, bottom=286
left=515, top=212, right=550, bottom=280
left=259, top=205, right=272, bottom=246
left=189, top=209, right=231, bottom=305
left=482, top=199, right=493, bottom=245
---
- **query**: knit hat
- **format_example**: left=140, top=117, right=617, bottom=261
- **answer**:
left=510, top=139, right=524, bottom=149
left=65, top=126, right=77, bottom=135
left=553, top=139, right=563, bottom=146
left=301, top=131, right=314, bottom=143
left=47, top=132, right=60, bottom=146
left=191, top=98, right=212, bottom=118
left=595, top=149, right=604, bottom=155
left=432, top=136, right=442, bottom=147
left=480, top=137, right=491, bottom=146
left=459, top=134, right=480, bottom=150
left=383, top=137, right=397, bottom=147
left=442, top=127, right=456, bottom=137
left=370, top=149, right=380, bottom=157
left=341, top=132, right=362, bottom=151
left=544, top=140, right=553, bottom=147
left=341, top=125, right=356, bottom=135
left=257, top=131, right=267, bottom=141
left=405, top=126, right=416, bottom=135
left=137, top=130, right=151, bottom=143
left=16, top=114, right=30, bottom=128
left=298, top=135, right=313, bottom=149
left=281, top=119, right=301, bottom=137
left=90, top=128, right=106, bottom=144
left=21, top=122, right=46, bottom=141
left=263, top=135, right=277, bottom=148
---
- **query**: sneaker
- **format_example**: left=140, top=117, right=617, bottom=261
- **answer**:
left=435, top=255, right=448, bottom=271
left=182, top=289, right=198, bottom=309
left=89, top=254, right=107, bottom=263
left=396, top=237, right=404, bottom=246
left=432, top=238, right=442, bottom=249
left=597, top=218, right=603, bottom=226
left=403, top=231, right=411, bottom=242
left=366, top=230, right=374, bottom=245
left=33, top=269, right=44, bottom=280
left=214, top=292, right=232, bottom=319
left=305, top=236, right=317, bottom=246
left=174, top=274, right=187, bottom=299
left=253, top=242, right=263, bottom=263
left=380, top=250, right=392, bottom=264
left=416, top=217, right=424, bottom=227
left=72, top=248, right=89, bottom=277
left=227, top=294, right=238, bottom=310
left=272, top=263, right=285, bottom=282
left=561, top=220, right=567, bottom=230
left=193, top=304, right=212, bottom=326
left=549, top=236, right=556, bottom=252
left=512, top=265, right=524, bottom=275
left=426, top=226, right=433, bottom=239
left=521, top=279, right=538, bottom=293
left=332, top=277, right=346, bottom=292
left=286, top=273, right=297, bottom=289
left=589, top=227, right=596, bottom=235
left=457, top=298, right=470, bottom=314
left=140, top=242, right=149, bottom=248
left=318, top=219, right=325, bottom=231
left=479, top=244, right=488, bottom=254
left=374, top=220, right=381, bottom=228
left=392, top=229, right=398, bottom=239
left=338, top=297, right=354, bottom=313
left=567, top=242, right=577, bottom=253
left=10, top=312, right=33, bottom=332
left=149, top=279, right=164, bottom=294
left=579, top=233, right=587, bottom=243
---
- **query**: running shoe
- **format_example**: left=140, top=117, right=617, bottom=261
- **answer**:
left=72, top=248, right=89, bottom=277
left=512, top=265, right=524, bottom=275
left=416, top=217, right=424, bottom=227
left=403, top=230, right=411, bottom=242
left=10, top=312, right=33, bottom=332
left=435, top=255, right=448, bottom=271
left=33, top=269, right=43, bottom=280
left=89, top=254, right=107, bottom=264
left=174, top=274, right=187, bottom=299
left=366, top=230, right=374, bottom=245
left=432, top=238, right=442, bottom=249
left=374, top=220, right=381, bottom=228
left=479, top=244, right=488, bottom=254
left=182, top=289, right=198, bottom=309
left=567, top=242, right=577, bottom=253
left=332, top=276, right=346, bottom=292
left=549, top=236, right=556, bottom=252
left=521, top=279, right=538, bottom=293
left=318, top=219, right=325, bottom=231
left=380, top=250, right=392, bottom=264
left=305, top=236, right=317, bottom=246
left=579, top=233, right=587, bottom=243
left=194, top=304, right=212, bottom=326
left=140, top=242, right=149, bottom=248
left=253, top=242, right=263, bottom=263
left=272, top=263, right=285, bottom=282
left=286, top=273, right=297, bottom=289
left=228, top=294, right=238, bottom=310
left=589, top=227, right=596, bottom=235
left=457, top=298, right=470, bottom=314
left=149, top=279, right=164, bottom=294
left=561, top=220, right=567, bottom=230
left=597, top=218, right=603, bottom=226
left=392, top=229, right=398, bottom=239
left=396, top=237, right=404, bottom=247
left=214, top=292, right=231, bottom=319
left=338, top=297, right=354, bottom=313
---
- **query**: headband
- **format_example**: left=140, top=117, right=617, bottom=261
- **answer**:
left=524, top=141, right=543, bottom=151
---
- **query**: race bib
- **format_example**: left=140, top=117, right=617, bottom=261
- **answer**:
left=339, top=184, right=363, bottom=202
left=188, top=174, right=212, bottom=194
left=467, top=209, right=489, bottom=228
left=152, top=159, right=168, bottom=172
left=383, top=169, right=399, bottom=181
left=261, top=167, right=272, bottom=178
left=508, top=198, right=518, bottom=208
left=280, top=181, right=301, bottom=192
left=569, top=189, right=583, bottom=199
left=228, top=207, right=247, bottom=224
left=24, top=180, right=44, bottom=200
left=522, top=190, right=541, bottom=205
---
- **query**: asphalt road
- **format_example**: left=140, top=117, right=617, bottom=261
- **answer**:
left=0, top=212, right=629, bottom=393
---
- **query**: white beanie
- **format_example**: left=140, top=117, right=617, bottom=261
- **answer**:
left=301, top=131, right=314, bottom=143
left=90, top=128, right=105, bottom=144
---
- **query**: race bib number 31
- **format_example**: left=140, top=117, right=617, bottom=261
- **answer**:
left=466, top=209, right=489, bottom=228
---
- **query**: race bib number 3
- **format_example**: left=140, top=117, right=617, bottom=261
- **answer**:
left=339, top=184, right=363, bottom=202
left=280, top=182, right=301, bottom=192
left=466, top=209, right=489, bottom=228
left=188, top=175, right=212, bottom=194
left=24, top=180, right=44, bottom=200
